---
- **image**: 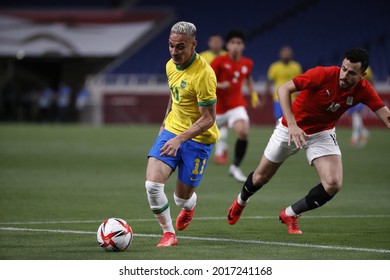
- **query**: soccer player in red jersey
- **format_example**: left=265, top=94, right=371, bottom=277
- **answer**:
left=227, top=48, right=390, bottom=234
left=211, top=29, right=259, bottom=182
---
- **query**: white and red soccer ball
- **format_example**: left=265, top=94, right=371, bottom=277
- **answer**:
left=97, top=218, right=133, bottom=252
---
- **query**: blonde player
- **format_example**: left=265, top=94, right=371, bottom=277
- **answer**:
left=145, top=21, right=219, bottom=247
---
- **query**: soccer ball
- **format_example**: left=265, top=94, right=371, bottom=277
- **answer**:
left=97, top=218, right=133, bottom=252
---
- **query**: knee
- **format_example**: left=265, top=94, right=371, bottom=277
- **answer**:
left=234, top=121, right=249, bottom=139
left=322, top=177, right=343, bottom=196
left=145, top=181, right=164, bottom=195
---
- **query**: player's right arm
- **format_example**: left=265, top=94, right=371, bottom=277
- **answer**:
left=159, top=103, right=216, bottom=157
left=278, top=80, right=308, bottom=148
left=374, top=106, right=390, bottom=128
left=160, top=95, right=172, bottom=134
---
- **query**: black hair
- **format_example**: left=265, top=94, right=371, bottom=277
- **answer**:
left=225, top=29, right=246, bottom=43
left=344, top=48, right=369, bottom=72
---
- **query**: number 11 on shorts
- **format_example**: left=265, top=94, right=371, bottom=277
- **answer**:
left=192, top=158, right=206, bottom=175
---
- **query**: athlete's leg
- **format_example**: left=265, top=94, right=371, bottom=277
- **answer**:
left=313, top=154, right=343, bottom=195
left=227, top=155, right=283, bottom=225
left=145, top=157, right=175, bottom=235
left=240, top=155, right=282, bottom=202
left=286, top=155, right=342, bottom=217
left=214, top=125, right=229, bottom=164
left=174, top=180, right=197, bottom=207
left=231, top=119, right=249, bottom=167
left=227, top=118, right=249, bottom=182
left=279, top=155, right=341, bottom=235
left=175, top=140, right=213, bottom=230
left=351, top=110, right=362, bottom=144
left=174, top=180, right=197, bottom=231
left=214, top=114, right=229, bottom=163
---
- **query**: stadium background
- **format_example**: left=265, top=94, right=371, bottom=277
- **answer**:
left=0, top=0, right=390, bottom=264
left=0, top=0, right=389, bottom=125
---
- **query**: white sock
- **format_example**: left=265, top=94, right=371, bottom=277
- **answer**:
left=174, top=192, right=197, bottom=210
left=145, top=181, right=175, bottom=233
left=237, top=193, right=249, bottom=206
left=155, top=209, right=175, bottom=233
left=284, top=206, right=297, bottom=217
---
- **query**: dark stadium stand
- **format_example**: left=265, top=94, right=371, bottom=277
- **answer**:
left=1, top=0, right=389, bottom=80
left=109, top=0, right=390, bottom=82
left=1, top=0, right=389, bottom=125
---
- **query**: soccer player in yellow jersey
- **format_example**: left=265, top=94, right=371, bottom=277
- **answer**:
left=199, top=33, right=227, bottom=64
left=266, top=46, right=302, bottom=121
left=145, top=21, right=219, bottom=247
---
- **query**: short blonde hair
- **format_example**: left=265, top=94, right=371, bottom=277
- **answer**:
left=171, top=21, right=196, bottom=38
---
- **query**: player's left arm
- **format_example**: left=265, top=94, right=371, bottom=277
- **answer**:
left=160, top=103, right=216, bottom=157
left=245, top=75, right=260, bottom=108
left=374, top=106, right=390, bottom=128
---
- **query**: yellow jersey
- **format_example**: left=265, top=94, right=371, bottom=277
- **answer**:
left=165, top=53, right=220, bottom=144
left=199, top=49, right=227, bottom=64
left=268, top=60, right=302, bottom=101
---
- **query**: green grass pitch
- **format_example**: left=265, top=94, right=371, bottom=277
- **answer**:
left=0, top=124, right=389, bottom=260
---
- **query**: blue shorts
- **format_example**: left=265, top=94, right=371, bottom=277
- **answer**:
left=148, top=129, right=214, bottom=187
left=273, top=101, right=283, bottom=120
left=347, top=103, right=364, bottom=115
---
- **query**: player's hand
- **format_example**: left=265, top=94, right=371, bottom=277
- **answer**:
left=251, top=91, right=259, bottom=108
left=288, top=124, right=308, bottom=149
left=160, top=137, right=181, bottom=157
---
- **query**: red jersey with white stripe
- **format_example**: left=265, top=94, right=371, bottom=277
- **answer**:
left=281, top=66, right=385, bottom=134
left=211, top=54, right=254, bottom=114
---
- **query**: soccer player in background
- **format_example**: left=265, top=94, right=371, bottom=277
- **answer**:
left=200, top=33, right=230, bottom=163
left=347, top=66, right=373, bottom=147
left=227, top=48, right=390, bottom=234
left=210, top=29, right=260, bottom=182
left=199, top=33, right=227, bottom=64
left=145, top=21, right=219, bottom=247
left=265, top=46, right=302, bottom=122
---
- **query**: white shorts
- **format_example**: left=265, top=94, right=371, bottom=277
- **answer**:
left=216, top=106, right=249, bottom=128
left=264, top=121, right=341, bottom=165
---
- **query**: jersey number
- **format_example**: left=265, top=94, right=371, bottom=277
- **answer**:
left=170, top=86, right=180, bottom=102
left=326, top=102, right=341, bottom=112
left=192, top=158, right=206, bottom=175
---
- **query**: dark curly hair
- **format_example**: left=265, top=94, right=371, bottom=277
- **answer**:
left=225, top=29, right=246, bottom=43
left=344, top=48, right=369, bottom=72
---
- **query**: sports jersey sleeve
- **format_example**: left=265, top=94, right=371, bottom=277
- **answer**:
left=359, top=80, right=385, bottom=112
left=293, top=66, right=326, bottom=91
left=197, top=67, right=217, bottom=106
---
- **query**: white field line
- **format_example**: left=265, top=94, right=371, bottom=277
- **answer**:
left=0, top=226, right=390, bottom=254
left=0, top=214, right=389, bottom=225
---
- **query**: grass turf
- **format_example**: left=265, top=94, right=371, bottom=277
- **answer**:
left=0, top=124, right=389, bottom=260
